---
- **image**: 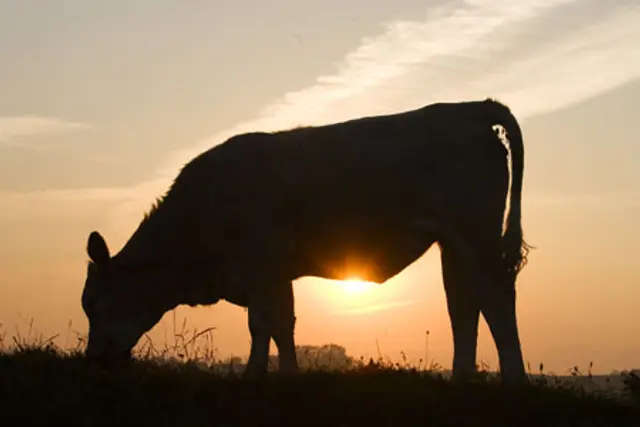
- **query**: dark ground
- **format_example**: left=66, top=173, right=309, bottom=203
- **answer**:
left=1, top=347, right=639, bottom=427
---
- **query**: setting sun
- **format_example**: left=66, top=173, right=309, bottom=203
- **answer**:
left=342, top=277, right=377, bottom=294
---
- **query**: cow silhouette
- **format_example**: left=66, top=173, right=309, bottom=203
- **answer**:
left=81, top=98, right=531, bottom=383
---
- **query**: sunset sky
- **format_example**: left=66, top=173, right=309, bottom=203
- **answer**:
left=1, top=0, right=639, bottom=374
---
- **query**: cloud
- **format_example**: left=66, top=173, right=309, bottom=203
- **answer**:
left=254, top=0, right=579, bottom=123
left=335, top=300, right=420, bottom=316
left=463, top=3, right=640, bottom=118
left=0, top=115, right=91, bottom=148
left=3, top=0, right=639, bottom=226
left=0, top=178, right=167, bottom=235
left=150, top=0, right=638, bottom=180
left=144, top=0, right=586, bottom=188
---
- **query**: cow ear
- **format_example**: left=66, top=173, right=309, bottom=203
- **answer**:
left=87, top=231, right=110, bottom=266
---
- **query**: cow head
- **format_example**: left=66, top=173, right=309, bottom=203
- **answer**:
left=81, top=231, right=170, bottom=367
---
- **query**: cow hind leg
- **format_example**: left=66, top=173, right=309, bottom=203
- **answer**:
left=440, top=231, right=527, bottom=384
left=480, top=279, right=527, bottom=383
left=464, top=237, right=527, bottom=384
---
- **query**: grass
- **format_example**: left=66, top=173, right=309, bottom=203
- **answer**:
left=1, top=320, right=639, bottom=427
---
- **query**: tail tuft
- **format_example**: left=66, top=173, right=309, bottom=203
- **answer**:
left=487, top=100, right=532, bottom=284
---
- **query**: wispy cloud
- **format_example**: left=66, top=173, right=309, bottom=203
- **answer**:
left=0, top=115, right=91, bottom=148
left=335, top=300, right=420, bottom=316
left=155, top=0, right=639, bottom=182
left=253, top=0, right=580, bottom=126
left=464, top=3, right=640, bottom=118
left=3, top=0, right=639, bottom=227
left=145, top=0, right=586, bottom=191
left=162, top=0, right=582, bottom=169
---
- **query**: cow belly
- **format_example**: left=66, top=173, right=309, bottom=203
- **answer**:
left=295, top=225, right=437, bottom=283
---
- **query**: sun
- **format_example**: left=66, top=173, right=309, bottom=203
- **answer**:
left=342, top=276, right=377, bottom=294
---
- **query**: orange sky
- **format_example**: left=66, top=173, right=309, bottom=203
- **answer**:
left=1, top=0, right=639, bottom=374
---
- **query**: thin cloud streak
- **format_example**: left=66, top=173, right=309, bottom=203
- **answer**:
left=259, top=0, right=578, bottom=123
left=163, top=0, right=578, bottom=169
left=3, top=0, right=639, bottom=226
left=0, top=115, right=91, bottom=148
left=464, top=4, right=640, bottom=118
left=143, top=0, right=583, bottom=201
left=335, top=300, right=420, bottom=316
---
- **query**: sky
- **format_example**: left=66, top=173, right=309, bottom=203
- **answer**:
left=1, top=0, right=639, bottom=374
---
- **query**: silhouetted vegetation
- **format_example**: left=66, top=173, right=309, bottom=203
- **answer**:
left=1, top=321, right=638, bottom=426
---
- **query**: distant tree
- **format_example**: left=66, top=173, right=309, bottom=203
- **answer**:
left=295, top=343, right=355, bottom=370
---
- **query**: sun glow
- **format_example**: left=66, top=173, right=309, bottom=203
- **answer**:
left=342, top=276, right=377, bottom=294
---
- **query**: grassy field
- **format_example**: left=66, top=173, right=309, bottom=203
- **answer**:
left=1, top=323, right=638, bottom=427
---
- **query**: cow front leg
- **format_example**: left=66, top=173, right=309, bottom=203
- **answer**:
left=244, top=305, right=272, bottom=380
left=271, top=281, right=298, bottom=375
left=243, top=281, right=299, bottom=379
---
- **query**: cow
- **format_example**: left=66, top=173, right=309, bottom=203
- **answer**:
left=81, top=98, right=532, bottom=383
